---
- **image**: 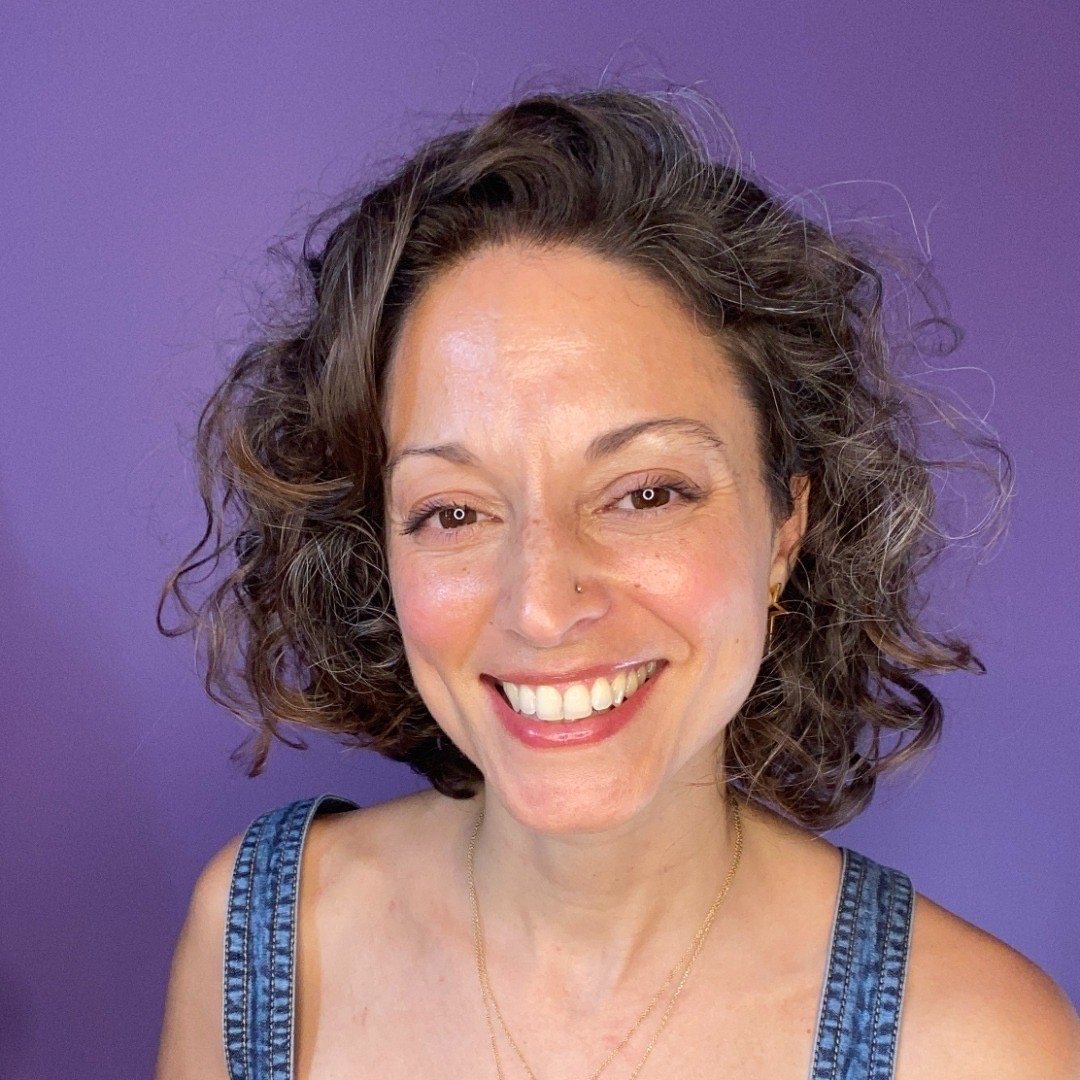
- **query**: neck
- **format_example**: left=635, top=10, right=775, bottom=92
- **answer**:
left=467, top=760, right=746, bottom=1010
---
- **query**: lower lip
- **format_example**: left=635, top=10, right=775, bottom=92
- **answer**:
left=482, top=666, right=664, bottom=749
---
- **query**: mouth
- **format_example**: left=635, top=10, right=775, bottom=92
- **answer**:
left=481, top=659, right=665, bottom=722
left=479, top=661, right=668, bottom=749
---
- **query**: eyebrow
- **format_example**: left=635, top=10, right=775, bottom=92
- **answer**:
left=383, top=416, right=728, bottom=482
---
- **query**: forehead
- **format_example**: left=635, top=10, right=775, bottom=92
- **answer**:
left=383, top=243, right=753, bottom=457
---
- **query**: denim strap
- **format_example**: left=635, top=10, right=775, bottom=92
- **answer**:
left=223, top=793, right=361, bottom=1080
left=809, top=846, right=915, bottom=1080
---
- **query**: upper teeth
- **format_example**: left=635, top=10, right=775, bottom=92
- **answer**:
left=500, top=661, right=659, bottom=722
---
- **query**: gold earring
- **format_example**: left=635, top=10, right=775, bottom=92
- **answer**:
left=765, top=581, right=789, bottom=654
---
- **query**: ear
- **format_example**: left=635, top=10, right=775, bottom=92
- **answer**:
left=771, top=473, right=810, bottom=585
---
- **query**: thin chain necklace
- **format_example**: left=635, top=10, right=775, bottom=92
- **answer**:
left=466, top=792, right=743, bottom=1080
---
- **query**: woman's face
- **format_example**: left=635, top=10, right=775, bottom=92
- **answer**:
left=383, top=242, right=808, bottom=834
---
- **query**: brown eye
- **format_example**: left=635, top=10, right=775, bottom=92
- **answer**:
left=628, top=486, right=672, bottom=511
left=438, top=505, right=478, bottom=529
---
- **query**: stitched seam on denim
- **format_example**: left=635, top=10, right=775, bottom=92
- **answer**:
left=812, top=851, right=851, bottom=1080
left=891, top=878, right=914, bottom=1073
left=290, top=797, right=344, bottom=1080
left=827, top=853, right=868, bottom=1080
left=268, top=810, right=286, bottom=1079
left=828, top=855, right=867, bottom=1080
left=272, top=803, right=296, bottom=1078
left=808, top=847, right=850, bottom=1080
left=228, top=812, right=270, bottom=1080
left=278, top=803, right=304, bottom=1080
left=894, top=881, right=911, bottom=1067
left=256, top=810, right=284, bottom=1079
left=885, top=876, right=911, bottom=1080
left=224, top=819, right=256, bottom=1079
left=284, top=800, right=313, bottom=1080
left=811, top=849, right=859, bottom=1080
left=869, top=870, right=899, bottom=1078
left=224, top=821, right=256, bottom=1079
left=283, top=801, right=311, bottom=1079
left=812, top=846, right=859, bottom=1080
left=286, top=804, right=302, bottom=1080
left=269, top=802, right=305, bottom=1079
left=223, top=830, right=244, bottom=1076
left=823, top=852, right=855, bottom=1080
left=244, top=815, right=269, bottom=1078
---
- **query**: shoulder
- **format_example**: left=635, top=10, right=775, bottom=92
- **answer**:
left=292, top=787, right=466, bottom=1064
left=897, top=890, right=1080, bottom=1079
left=156, top=789, right=445, bottom=1077
left=295, top=786, right=464, bottom=958
left=299, top=787, right=450, bottom=896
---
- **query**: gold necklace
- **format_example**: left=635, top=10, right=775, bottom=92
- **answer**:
left=466, top=792, right=743, bottom=1080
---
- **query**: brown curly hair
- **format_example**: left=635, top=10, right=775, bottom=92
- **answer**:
left=157, top=84, right=1012, bottom=831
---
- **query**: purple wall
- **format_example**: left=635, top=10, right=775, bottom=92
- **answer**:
left=3, top=3, right=1077, bottom=1076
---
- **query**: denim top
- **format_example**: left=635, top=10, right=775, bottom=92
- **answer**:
left=224, top=793, right=914, bottom=1079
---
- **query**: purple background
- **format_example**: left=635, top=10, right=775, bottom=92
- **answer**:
left=3, top=2, right=1077, bottom=1076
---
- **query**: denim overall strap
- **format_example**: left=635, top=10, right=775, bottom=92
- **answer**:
left=224, top=793, right=361, bottom=1080
left=809, top=846, right=915, bottom=1080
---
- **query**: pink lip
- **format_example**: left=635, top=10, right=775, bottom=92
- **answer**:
left=483, top=659, right=661, bottom=692
left=481, top=665, right=664, bottom=749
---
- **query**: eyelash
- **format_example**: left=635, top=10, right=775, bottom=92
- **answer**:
left=399, top=474, right=704, bottom=540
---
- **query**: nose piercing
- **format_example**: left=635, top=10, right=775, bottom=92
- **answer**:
left=575, top=583, right=583, bottom=593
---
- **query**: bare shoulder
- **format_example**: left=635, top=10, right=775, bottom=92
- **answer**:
left=897, top=891, right=1080, bottom=1079
left=156, top=789, right=449, bottom=1079
left=298, top=786, right=451, bottom=901
left=293, top=788, right=466, bottom=1077
left=297, top=785, right=467, bottom=945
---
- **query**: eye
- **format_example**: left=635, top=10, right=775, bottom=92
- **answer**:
left=399, top=501, right=482, bottom=537
left=609, top=476, right=703, bottom=516
left=434, top=504, right=478, bottom=529
left=617, top=485, right=674, bottom=511
left=399, top=474, right=704, bottom=542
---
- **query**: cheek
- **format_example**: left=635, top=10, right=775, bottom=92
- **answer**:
left=390, top=550, right=490, bottom=667
left=625, top=527, right=762, bottom=628
left=627, top=528, right=767, bottom=704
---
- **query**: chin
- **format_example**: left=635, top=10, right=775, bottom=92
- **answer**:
left=488, top=767, right=654, bottom=836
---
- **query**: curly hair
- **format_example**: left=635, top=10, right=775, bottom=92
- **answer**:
left=158, top=84, right=1012, bottom=832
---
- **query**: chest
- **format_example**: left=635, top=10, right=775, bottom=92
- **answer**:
left=294, top=935, right=827, bottom=1080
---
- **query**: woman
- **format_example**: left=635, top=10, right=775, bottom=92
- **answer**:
left=154, top=87, right=1078, bottom=1078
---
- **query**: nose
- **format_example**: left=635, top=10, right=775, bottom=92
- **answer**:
left=494, top=511, right=610, bottom=647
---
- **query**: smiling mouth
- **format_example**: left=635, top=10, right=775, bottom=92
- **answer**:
left=482, top=660, right=664, bottom=723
